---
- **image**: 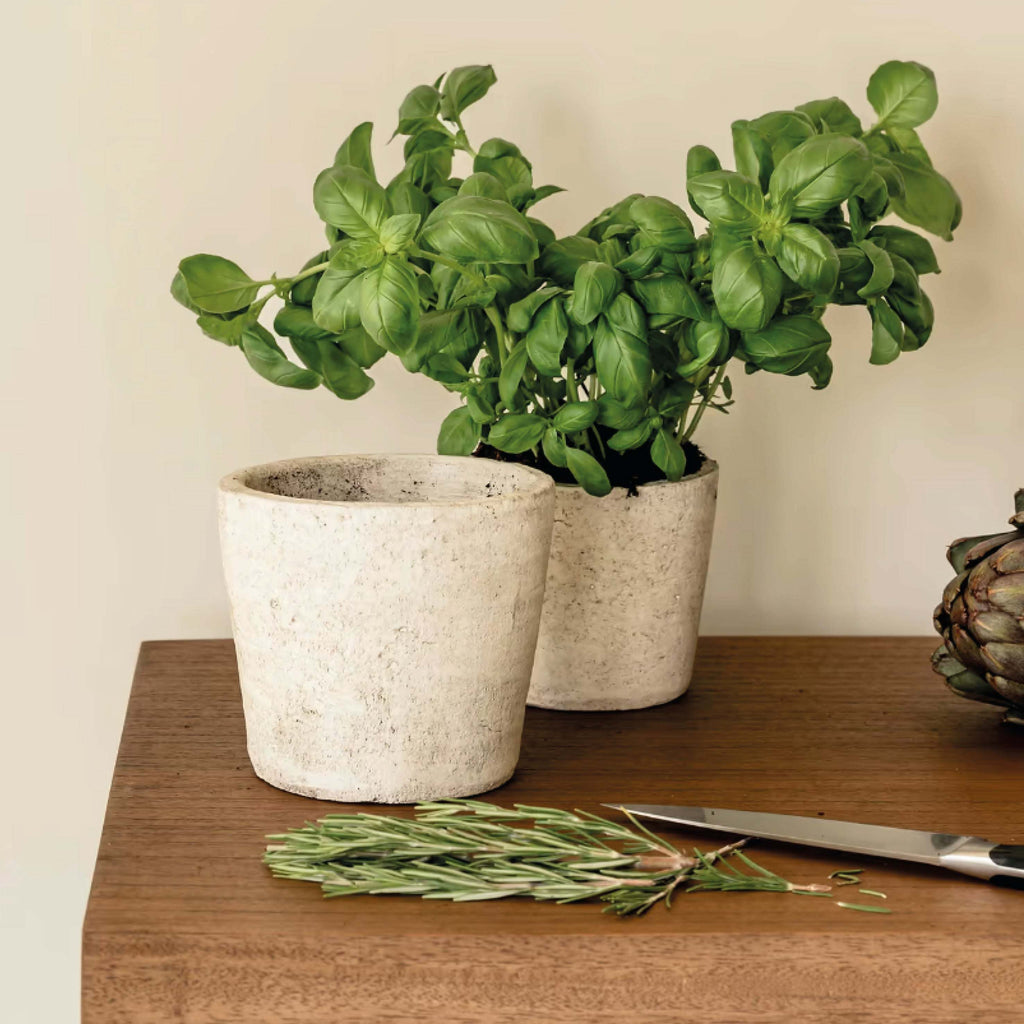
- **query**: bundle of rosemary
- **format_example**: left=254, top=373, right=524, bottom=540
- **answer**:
left=264, top=800, right=832, bottom=916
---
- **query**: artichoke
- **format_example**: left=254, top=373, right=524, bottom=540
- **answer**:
left=932, top=488, right=1024, bottom=725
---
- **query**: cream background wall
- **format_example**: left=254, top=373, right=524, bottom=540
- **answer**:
left=3, top=1, right=1021, bottom=1018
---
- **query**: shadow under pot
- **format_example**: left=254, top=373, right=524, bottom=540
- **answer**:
left=528, top=459, right=719, bottom=711
left=218, top=454, right=555, bottom=803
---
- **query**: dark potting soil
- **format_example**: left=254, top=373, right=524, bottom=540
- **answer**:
left=474, top=428, right=707, bottom=496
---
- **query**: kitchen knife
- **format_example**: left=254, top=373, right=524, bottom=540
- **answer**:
left=604, top=804, right=1024, bottom=888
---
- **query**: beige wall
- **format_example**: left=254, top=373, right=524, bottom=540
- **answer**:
left=4, top=0, right=1022, bottom=1017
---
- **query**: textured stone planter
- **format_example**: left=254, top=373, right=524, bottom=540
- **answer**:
left=218, top=454, right=555, bottom=803
left=528, top=460, right=718, bottom=711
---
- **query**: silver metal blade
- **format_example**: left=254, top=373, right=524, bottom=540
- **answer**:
left=605, top=804, right=977, bottom=866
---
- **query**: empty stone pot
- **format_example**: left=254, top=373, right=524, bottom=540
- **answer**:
left=528, top=459, right=719, bottom=711
left=218, top=454, right=555, bottom=803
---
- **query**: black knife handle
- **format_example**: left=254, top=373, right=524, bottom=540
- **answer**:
left=989, top=845, right=1024, bottom=890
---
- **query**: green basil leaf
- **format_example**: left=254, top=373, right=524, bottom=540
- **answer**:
left=741, top=315, right=831, bottom=375
left=775, top=223, right=839, bottom=294
left=887, top=281, right=934, bottom=344
left=678, top=318, right=728, bottom=376
left=542, top=428, right=568, bottom=468
left=835, top=246, right=872, bottom=304
left=359, top=256, right=419, bottom=355
left=487, top=413, right=547, bottom=454
left=177, top=254, right=259, bottom=314
left=866, top=60, right=938, bottom=129
left=552, top=401, right=600, bottom=433
left=422, top=353, right=470, bottom=385
left=686, top=144, right=721, bottom=178
left=385, top=180, right=433, bottom=219
left=313, top=165, right=389, bottom=239
left=886, top=153, right=961, bottom=240
left=651, top=428, right=686, bottom=481
left=685, top=145, right=721, bottom=218
left=289, top=251, right=330, bottom=306
left=855, top=240, right=895, bottom=300
left=171, top=269, right=202, bottom=313
left=597, top=237, right=628, bottom=266
left=332, top=237, right=387, bottom=272
left=240, top=325, right=321, bottom=389
left=657, top=379, right=696, bottom=418
left=440, top=308, right=484, bottom=366
left=565, top=320, right=591, bottom=359
left=687, top=171, right=765, bottom=233
left=420, top=195, right=539, bottom=264
left=579, top=193, right=643, bottom=241
left=867, top=224, right=940, bottom=274
left=437, top=406, right=480, bottom=456
left=869, top=299, right=903, bottom=364
left=564, top=446, right=611, bottom=496
left=498, top=340, right=529, bottom=408
left=274, top=302, right=337, bottom=343
left=569, top=262, right=622, bottom=325
left=795, top=97, right=862, bottom=136
left=464, top=389, right=495, bottom=424
left=768, top=134, right=872, bottom=218
left=524, top=184, right=565, bottom=211
left=596, top=393, right=644, bottom=429
left=396, top=85, right=441, bottom=135
left=527, top=216, right=557, bottom=248
left=472, top=137, right=533, bottom=198
left=856, top=171, right=889, bottom=220
left=885, top=125, right=932, bottom=166
left=632, top=274, right=707, bottom=326
left=539, top=235, right=602, bottom=288
left=748, top=110, right=817, bottom=160
left=457, top=172, right=509, bottom=202
left=196, top=311, right=250, bottom=346
left=379, top=213, right=420, bottom=254
left=711, top=241, right=783, bottom=331
left=524, top=298, right=568, bottom=376
left=593, top=293, right=652, bottom=404
left=315, top=340, right=374, bottom=399
left=628, top=197, right=696, bottom=253
left=507, top=288, right=560, bottom=333
left=439, top=65, right=496, bottom=120
left=807, top=354, right=833, bottom=389
left=338, top=326, right=385, bottom=368
left=312, top=258, right=365, bottom=333
left=615, top=246, right=662, bottom=279
left=333, top=121, right=376, bottom=177
left=731, top=120, right=772, bottom=192
left=608, top=420, right=654, bottom=451
left=400, top=129, right=455, bottom=193
left=400, top=309, right=464, bottom=373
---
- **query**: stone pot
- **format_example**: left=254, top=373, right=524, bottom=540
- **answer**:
left=218, top=454, right=555, bottom=803
left=528, top=459, right=719, bottom=711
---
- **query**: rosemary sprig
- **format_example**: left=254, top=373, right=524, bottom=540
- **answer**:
left=264, top=799, right=831, bottom=916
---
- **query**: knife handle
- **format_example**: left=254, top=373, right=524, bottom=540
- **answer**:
left=989, top=845, right=1024, bottom=890
left=941, top=839, right=1024, bottom=890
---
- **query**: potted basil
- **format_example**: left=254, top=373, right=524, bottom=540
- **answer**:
left=174, top=60, right=959, bottom=711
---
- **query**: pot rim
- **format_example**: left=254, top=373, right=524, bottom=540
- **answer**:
left=553, top=456, right=719, bottom=492
left=219, top=453, right=555, bottom=510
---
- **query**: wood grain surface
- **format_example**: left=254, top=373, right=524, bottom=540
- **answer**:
left=82, top=638, right=1024, bottom=1023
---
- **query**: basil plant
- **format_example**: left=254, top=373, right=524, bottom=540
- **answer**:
left=173, top=60, right=959, bottom=496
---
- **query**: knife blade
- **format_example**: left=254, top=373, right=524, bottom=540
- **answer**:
left=604, top=804, right=1024, bottom=888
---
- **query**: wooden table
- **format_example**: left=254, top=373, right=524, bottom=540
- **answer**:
left=83, top=638, right=1024, bottom=1023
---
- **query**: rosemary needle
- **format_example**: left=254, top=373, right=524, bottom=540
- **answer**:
left=837, top=901, right=893, bottom=914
